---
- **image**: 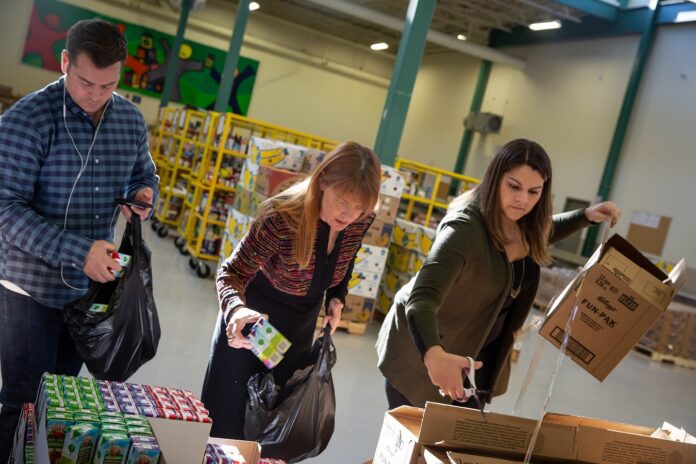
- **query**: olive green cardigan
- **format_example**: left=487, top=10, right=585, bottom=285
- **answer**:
left=376, top=203, right=591, bottom=407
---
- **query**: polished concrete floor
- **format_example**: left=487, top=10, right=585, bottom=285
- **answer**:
left=3, top=218, right=695, bottom=462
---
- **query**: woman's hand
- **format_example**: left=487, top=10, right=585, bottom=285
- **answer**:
left=585, top=201, right=621, bottom=227
left=423, top=346, right=483, bottom=401
left=225, top=306, right=266, bottom=349
left=322, top=298, right=344, bottom=334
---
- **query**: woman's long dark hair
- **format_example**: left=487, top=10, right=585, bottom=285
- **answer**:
left=449, top=138, right=553, bottom=264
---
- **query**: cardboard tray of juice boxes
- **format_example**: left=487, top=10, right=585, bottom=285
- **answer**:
left=17, top=373, right=261, bottom=464
left=374, top=403, right=696, bottom=464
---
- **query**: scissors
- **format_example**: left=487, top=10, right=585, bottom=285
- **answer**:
left=439, top=356, right=490, bottom=424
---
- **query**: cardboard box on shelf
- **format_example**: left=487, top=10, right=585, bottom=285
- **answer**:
left=376, top=194, right=400, bottom=224
left=248, top=137, right=305, bottom=172
left=301, top=147, right=326, bottom=174
left=373, top=403, right=696, bottom=464
left=233, top=185, right=267, bottom=217
left=343, top=294, right=375, bottom=322
left=364, top=219, right=394, bottom=248
left=354, top=244, right=389, bottom=274
left=348, top=270, right=381, bottom=299
left=254, top=165, right=305, bottom=197
left=540, top=234, right=686, bottom=381
left=381, top=165, right=406, bottom=199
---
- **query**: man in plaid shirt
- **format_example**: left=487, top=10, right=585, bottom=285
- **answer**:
left=0, top=19, right=159, bottom=458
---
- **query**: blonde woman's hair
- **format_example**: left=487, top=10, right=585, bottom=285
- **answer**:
left=256, top=141, right=381, bottom=268
left=449, top=138, right=554, bottom=265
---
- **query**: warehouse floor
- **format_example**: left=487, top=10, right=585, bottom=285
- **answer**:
left=3, top=217, right=695, bottom=462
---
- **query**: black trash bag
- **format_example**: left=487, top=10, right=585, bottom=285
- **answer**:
left=244, top=325, right=337, bottom=463
left=63, top=215, right=160, bottom=381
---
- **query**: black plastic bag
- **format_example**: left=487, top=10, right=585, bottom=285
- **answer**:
left=244, top=325, right=337, bottom=463
left=63, top=215, right=160, bottom=381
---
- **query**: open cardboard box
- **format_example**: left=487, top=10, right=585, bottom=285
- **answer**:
left=373, top=402, right=696, bottom=464
left=540, top=234, right=686, bottom=381
left=34, top=406, right=212, bottom=464
left=207, top=437, right=261, bottom=464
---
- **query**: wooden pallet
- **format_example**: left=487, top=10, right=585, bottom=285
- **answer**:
left=634, top=345, right=696, bottom=370
left=316, top=318, right=368, bottom=335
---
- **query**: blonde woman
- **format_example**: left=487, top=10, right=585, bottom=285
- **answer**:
left=202, top=141, right=381, bottom=439
left=377, top=138, right=620, bottom=409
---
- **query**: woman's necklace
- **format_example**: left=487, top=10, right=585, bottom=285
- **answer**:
left=509, top=257, right=525, bottom=299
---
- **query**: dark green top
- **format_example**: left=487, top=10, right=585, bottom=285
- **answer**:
left=376, top=202, right=591, bottom=407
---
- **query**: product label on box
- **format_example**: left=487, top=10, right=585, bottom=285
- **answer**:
left=247, top=318, right=291, bottom=368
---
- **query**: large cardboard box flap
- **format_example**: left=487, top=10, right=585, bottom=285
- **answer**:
left=418, top=403, right=575, bottom=461
left=566, top=415, right=696, bottom=464
left=374, top=403, right=576, bottom=464
left=540, top=234, right=686, bottom=381
left=373, top=406, right=423, bottom=464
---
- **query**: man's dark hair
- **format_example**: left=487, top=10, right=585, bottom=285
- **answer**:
left=66, top=18, right=127, bottom=68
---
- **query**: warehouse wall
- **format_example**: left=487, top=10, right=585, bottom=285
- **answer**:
left=0, top=0, right=391, bottom=146
left=398, top=25, right=696, bottom=266
left=1, top=0, right=694, bottom=265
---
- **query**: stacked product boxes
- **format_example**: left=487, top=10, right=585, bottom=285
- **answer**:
left=377, top=218, right=436, bottom=315
left=343, top=166, right=405, bottom=322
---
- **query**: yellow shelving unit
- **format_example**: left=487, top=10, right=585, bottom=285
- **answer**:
left=151, top=109, right=208, bottom=237
left=394, top=158, right=480, bottom=228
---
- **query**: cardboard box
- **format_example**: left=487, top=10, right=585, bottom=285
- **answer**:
left=540, top=234, right=685, bottom=381
left=381, top=165, right=406, bottom=198
left=343, top=294, right=375, bottom=322
left=254, top=165, right=305, bottom=197
left=354, top=244, right=389, bottom=274
left=393, top=219, right=420, bottom=251
left=422, top=447, right=524, bottom=464
left=376, top=194, right=400, bottom=224
left=364, top=219, right=394, bottom=248
left=233, top=185, right=267, bottom=217
left=207, top=437, right=261, bottom=464
left=372, top=403, right=574, bottom=464
left=34, top=408, right=213, bottom=464
left=248, top=137, right=305, bottom=172
left=373, top=403, right=696, bottom=464
left=348, top=270, right=381, bottom=299
left=301, top=147, right=327, bottom=174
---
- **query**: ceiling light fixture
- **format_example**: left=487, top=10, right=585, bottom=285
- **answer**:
left=675, top=10, right=696, bottom=22
left=529, top=20, right=561, bottom=31
left=370, top=42, right=389, bottom=51
left=456, top=34, right=467, bottom=41
left=249, top=1, right=260, bottom=11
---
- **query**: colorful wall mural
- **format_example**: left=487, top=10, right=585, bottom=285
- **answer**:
left=22, top=0, right=259, bottom=115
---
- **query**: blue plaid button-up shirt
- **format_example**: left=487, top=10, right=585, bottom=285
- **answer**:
left=0, top=77, right=159, bottom=308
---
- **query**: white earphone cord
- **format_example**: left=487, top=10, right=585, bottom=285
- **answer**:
left=60, top=84, right=110, bottom=291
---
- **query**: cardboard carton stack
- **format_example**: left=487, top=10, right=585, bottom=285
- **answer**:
left=377, top=218, right=436, bottom=316
left=343, top=166, right=405, bottom=323
left=638, top=300, right=696, bottom=363
left=539, top=234, right=686, bottom=381
left=220, top=137, right=311, bottom=261
left=373, top=403, right=696, bottom=464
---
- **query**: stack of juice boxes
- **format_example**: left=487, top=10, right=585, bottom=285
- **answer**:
left=30, top=374, right=212, bottom=463
left=203, top=443, right=247, bottom=464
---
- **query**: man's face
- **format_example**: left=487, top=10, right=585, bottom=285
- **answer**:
left=61, top=51, right=122, bottom=116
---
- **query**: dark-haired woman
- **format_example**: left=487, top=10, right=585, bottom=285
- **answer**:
left=376, top=138, right=620, bottom=409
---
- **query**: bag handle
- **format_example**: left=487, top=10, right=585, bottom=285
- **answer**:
left=125, top=214, right=142, bottom=256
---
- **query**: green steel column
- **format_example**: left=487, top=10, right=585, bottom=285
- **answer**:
left=374, top=0, right=436, bottom=166
left=451, top=59, right=491, bottom=195
left=215, top=0, right=250, bottom=113
left=160, top=0, right=192, bottom=107
left=582, top=3, right=660, bottom=256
